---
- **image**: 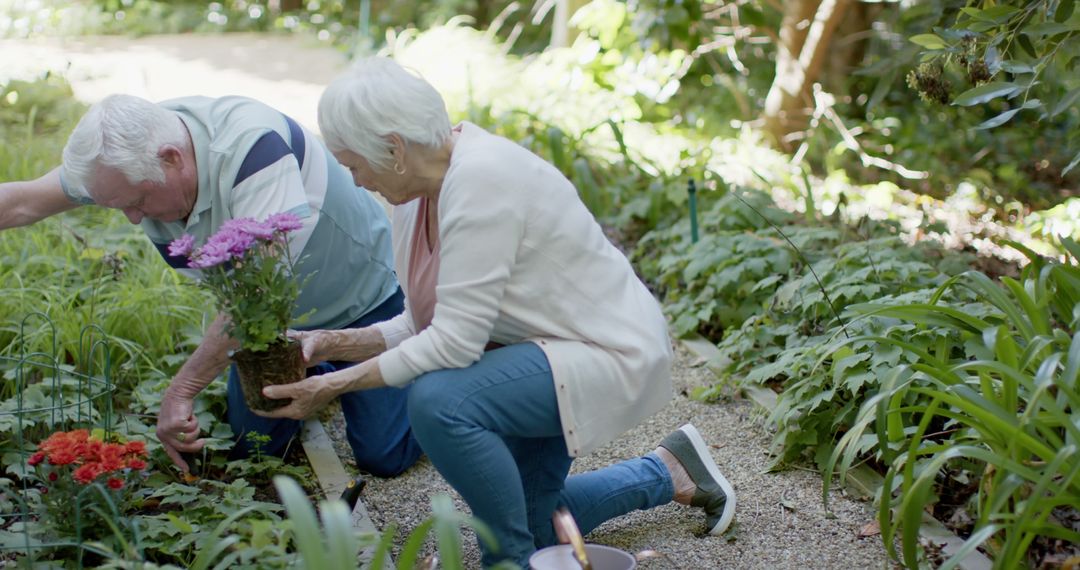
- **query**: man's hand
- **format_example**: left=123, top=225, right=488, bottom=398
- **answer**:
left=154, top=314, right=233, bottom=473
left=156, top=389, right=206, bottom=473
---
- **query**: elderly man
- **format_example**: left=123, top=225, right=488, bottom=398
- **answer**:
left=0, top=94, right=421, bottom=477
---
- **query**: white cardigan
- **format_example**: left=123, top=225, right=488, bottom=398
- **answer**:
left=375, top=122, right=673, bottom=457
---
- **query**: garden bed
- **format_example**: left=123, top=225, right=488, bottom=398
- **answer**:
left=641, top=190, right=1080, bottom=568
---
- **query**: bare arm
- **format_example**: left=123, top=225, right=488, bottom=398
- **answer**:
left=170, top=314, right=237, bottom=398
left=291, top=326, right=386, bottom=365
left=0, top=167, right=82, bottom=229
left=156, top=313, right=238, bottom=472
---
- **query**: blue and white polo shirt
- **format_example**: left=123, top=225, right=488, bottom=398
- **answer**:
left=61, top=96, right=397, bottom=330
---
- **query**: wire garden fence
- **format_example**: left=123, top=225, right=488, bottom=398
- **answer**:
left=1, top=313, right=116, bottom=568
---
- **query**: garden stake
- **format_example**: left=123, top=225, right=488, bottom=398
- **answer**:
left=688, top=179, right=699, bottom=244
left=360, top=0, right=370, bottom=38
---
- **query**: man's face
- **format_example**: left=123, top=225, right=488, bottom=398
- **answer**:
left=90, top=165, right=192, bottom=225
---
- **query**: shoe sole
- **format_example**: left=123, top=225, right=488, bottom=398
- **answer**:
left=681, top=424, right=736, bottom=536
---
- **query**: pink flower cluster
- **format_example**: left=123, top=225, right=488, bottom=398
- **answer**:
left=168, top=212, right=304, bottom=269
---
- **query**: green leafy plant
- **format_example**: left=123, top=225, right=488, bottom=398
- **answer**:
left=130, top=478, right=287, bottom=567
left=633, top=188, right=804, bottom=338
left=904, top=1, right=1080, bottom=174
left=823, top=243, right=1080, bottom=569
left=244, top=431, right=272, bottom=464
left=639, top=186, right=991, bottom=474
left=273, top=475, right=515, bottom=569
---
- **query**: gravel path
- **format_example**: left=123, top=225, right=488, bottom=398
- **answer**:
left=324, top=344, right=894, bottom=569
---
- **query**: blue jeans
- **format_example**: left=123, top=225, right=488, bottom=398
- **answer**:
left=407, top=342, right=674, bottom=568
left=227, top=288, right=423, bottom=477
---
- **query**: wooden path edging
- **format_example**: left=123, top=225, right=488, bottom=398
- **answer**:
left=300, top=418, right=394, bottom=569
left=680, top=334, right=994, bottom=570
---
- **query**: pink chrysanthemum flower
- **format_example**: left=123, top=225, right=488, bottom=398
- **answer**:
left=168, top=234, right=196, bottom=258
left=267, top=212, right=304, bottom=233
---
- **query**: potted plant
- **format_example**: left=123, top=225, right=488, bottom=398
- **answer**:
left=168, top=213, right=309, bottom=411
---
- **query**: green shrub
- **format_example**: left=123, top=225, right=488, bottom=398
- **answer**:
left=825, top=246, right=1080, bottom=569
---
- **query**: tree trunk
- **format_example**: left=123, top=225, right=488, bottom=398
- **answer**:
left=762, top=0, right=854, bottom=150
left=269, top=0, right=303, bottom=14
left=473, top=0, right=491, bottom=29
left=550, top=0, right=589, bottom=48
left=824, top=2, right=880, bottom=95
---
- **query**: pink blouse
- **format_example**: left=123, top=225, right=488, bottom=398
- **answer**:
left=406, top=196, right=439, bottom=332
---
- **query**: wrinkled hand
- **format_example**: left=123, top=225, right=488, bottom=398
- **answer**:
left=254, top=370, right=338, bottom=420
left=287, top=329, right=334, bottom=365
left=156, top=391, right=205, bottom=473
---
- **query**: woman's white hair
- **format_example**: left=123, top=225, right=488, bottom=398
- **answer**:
left=62, top=94, right=187, bottom=192
left=318, top=57, right=452, bottom=172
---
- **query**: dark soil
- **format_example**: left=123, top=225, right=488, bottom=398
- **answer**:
left=233, top=339, right=305, bottom=411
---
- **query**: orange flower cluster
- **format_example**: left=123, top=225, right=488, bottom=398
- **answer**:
left=28, top=429, right=148, bottom=488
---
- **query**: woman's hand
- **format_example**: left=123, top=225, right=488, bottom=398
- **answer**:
left=287, top=327, right=387, bottom=365
left=255, top=358, right=386, bottom=420
left=288, top=329, right=335, bottom=365
left=254, top=371, right=338, bottom=420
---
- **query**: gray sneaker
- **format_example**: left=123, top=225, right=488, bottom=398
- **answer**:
left=658, top=423, right=736, bottom=536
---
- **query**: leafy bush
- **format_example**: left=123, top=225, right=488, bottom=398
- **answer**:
left=633, top=188, right=988, bottom=472
left=719, top=236, right=978, bottom=468
left=650, top=182, right=1077, bottom=567
left=826, top=243, right=1080, bottom=569
left=633, top=189, right=800, bottom=337
left=809, top=0, right=1080, bottom=219
left=902, top=2, right=1080, bottom=172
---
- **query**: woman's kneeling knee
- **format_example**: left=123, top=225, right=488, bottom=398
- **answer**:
left=406, top=373, right=456, bottom=431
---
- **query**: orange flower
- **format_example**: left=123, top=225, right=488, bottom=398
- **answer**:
left=48, top=450, right=77, bottom=466
left=72, top=463, right=103, bottom=485
left=41, top=429, right=89, bottom=454
left=34, top=430, right=152, bottom=488
left=99, top=445, right=126, bottom=472
left=80, top=440, right=104, bottom=459
left=100, top=458, right=124, bottom=472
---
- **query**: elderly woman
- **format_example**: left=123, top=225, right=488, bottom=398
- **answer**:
left=261, top=56, right=736, bottom=567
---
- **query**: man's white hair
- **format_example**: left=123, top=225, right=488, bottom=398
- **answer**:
left=62, top=94, right=187, bottom=193
left=318, top=57, right=452, bottom=172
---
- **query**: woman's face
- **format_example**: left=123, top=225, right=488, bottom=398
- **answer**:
left=333, top=149, right=413, bottom=205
